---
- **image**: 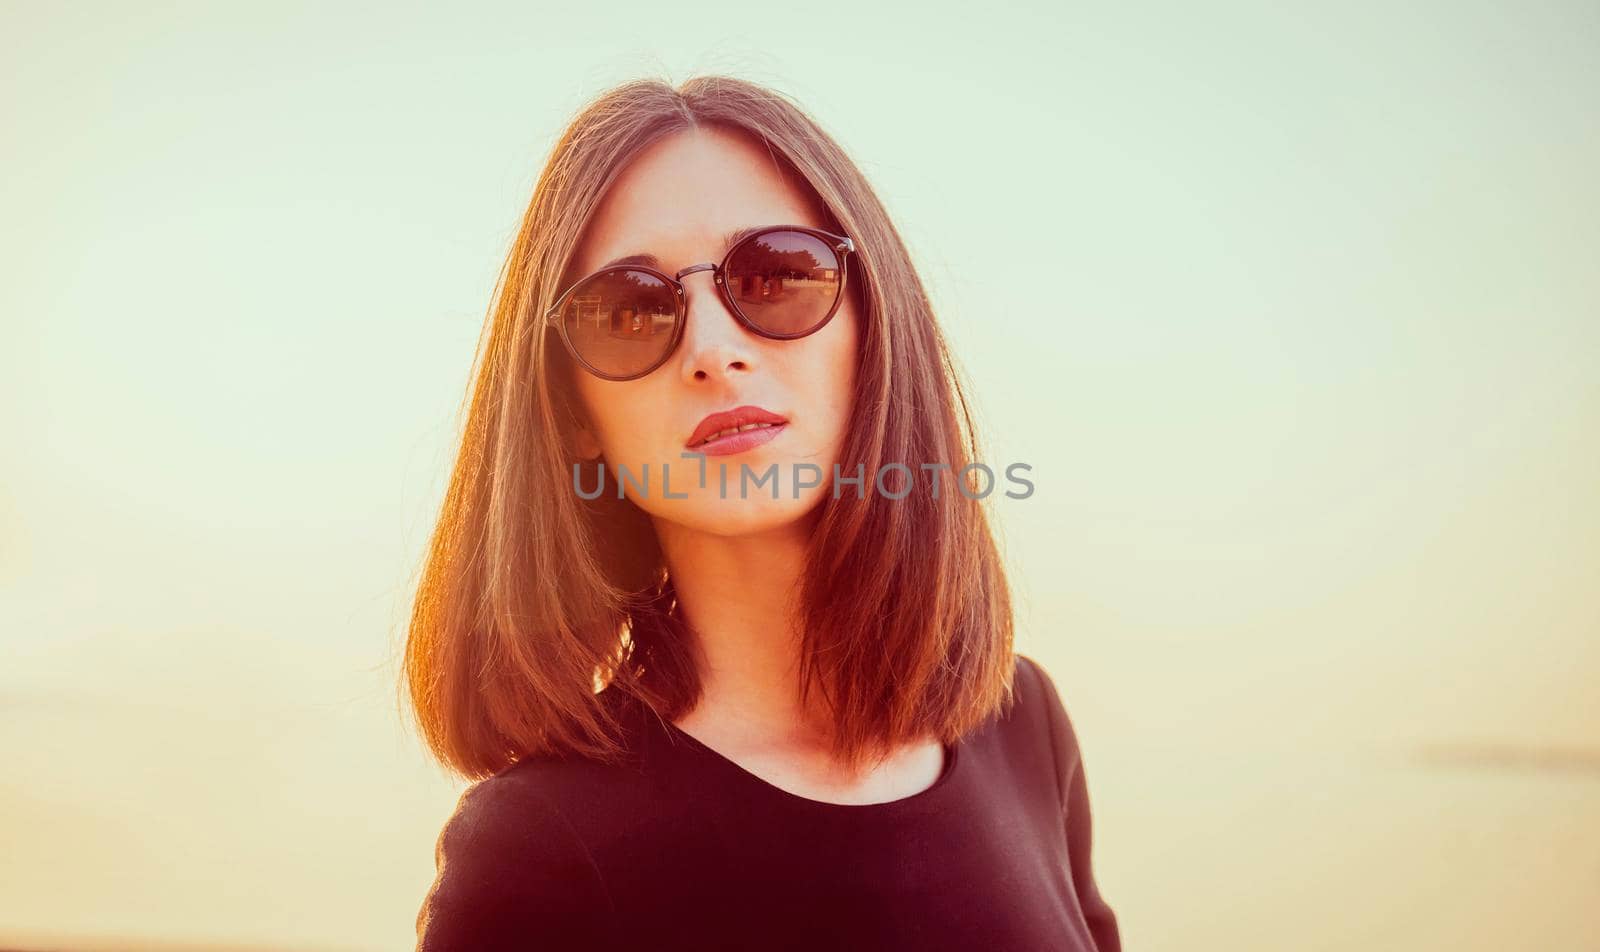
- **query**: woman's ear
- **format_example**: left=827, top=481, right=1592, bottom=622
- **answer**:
left=571, top=420, right=603, bottom=461
left=557, top=379, right=603, bottom=460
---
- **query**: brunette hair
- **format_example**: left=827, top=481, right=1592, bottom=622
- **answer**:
left=401, top=74, right=1017, bottom=781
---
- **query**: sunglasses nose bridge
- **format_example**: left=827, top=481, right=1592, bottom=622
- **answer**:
left=674, top=262, right=717, bottom=279
left=671, top=261, right=731, bottom=315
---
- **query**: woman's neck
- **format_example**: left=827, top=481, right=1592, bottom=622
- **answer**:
left=652, top=513, right=836, bottom=749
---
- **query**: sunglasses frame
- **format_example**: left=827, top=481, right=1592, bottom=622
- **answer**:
left=544, top=224, right=857, bottom=381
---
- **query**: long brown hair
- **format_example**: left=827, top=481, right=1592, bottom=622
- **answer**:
left=401, top=75, right=1017, bottom=781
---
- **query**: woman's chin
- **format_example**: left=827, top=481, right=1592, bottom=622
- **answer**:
left=644, top=490, right=831, bottom=538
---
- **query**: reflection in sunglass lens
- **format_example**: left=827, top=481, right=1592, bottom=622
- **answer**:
left=559, top=269, right=679, bottom=378
left=724, top=230, right=844, bottom=336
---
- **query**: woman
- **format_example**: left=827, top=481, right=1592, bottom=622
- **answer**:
left=405, top=75, right=1121, bottom=951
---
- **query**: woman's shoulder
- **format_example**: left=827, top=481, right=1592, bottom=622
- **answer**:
left=448, top=692, right=662, bottom=831
left=416, top=693, right=659, bottom=949
left=417, top=765, right=625, bottom=949
left=1011, top=652, right=1087, bottom=783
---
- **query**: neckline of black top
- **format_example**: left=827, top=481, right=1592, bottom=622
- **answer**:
left=653, top=715, right=964, bottom=814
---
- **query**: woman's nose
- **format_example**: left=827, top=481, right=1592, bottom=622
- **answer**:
left=676, top=270, right=756, bottom=383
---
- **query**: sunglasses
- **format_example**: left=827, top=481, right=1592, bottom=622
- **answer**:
left=545, top=224, right=857, bottom=381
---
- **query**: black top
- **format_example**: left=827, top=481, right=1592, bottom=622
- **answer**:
left=415, top=654, right=1121, bottom=951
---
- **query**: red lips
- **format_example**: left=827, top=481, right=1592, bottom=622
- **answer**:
left=686, top=405, right=789, bottom=449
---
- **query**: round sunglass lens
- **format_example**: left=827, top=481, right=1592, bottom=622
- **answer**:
left=558, top=269, right=678, bottom=378
left=724, top=230, right=844, bottom=336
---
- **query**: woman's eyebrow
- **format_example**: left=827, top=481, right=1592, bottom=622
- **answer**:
left=595, top=225, right=773, bottom=271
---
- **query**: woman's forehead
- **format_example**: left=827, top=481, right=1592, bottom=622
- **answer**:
left=571, top=129, right=825, bottom=275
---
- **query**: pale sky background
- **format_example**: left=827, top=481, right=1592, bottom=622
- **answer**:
left=2, top=1, right=1597, bottom=950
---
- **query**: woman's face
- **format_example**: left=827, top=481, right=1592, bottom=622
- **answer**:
left=563, top=126, right=861, bottom=538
